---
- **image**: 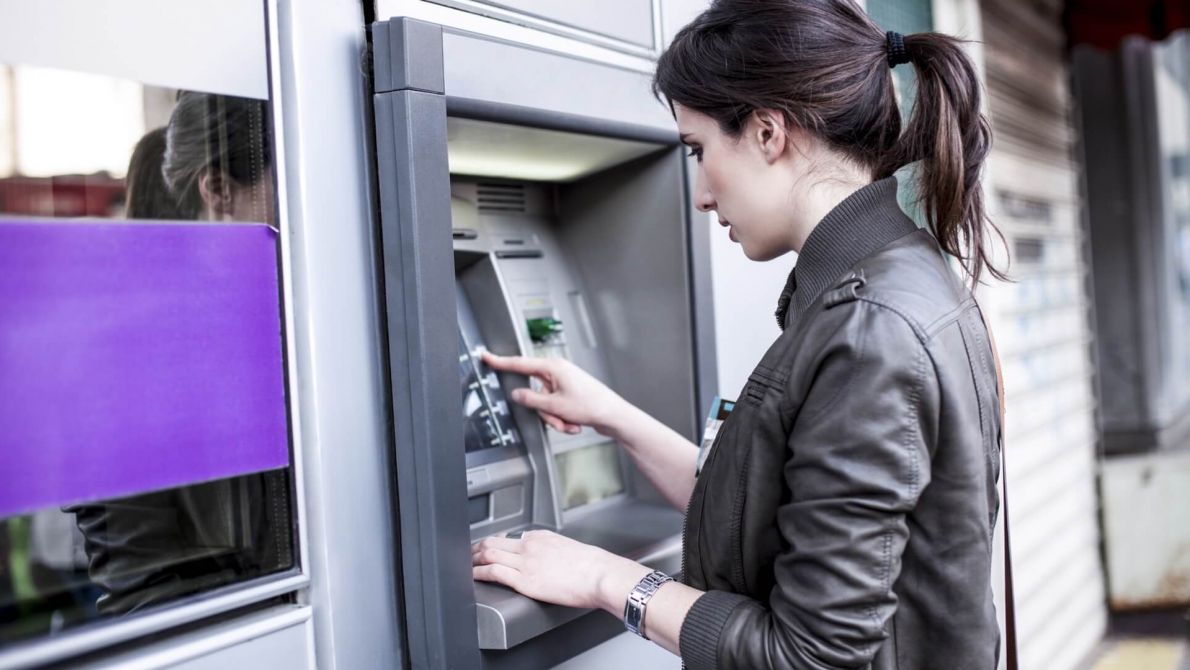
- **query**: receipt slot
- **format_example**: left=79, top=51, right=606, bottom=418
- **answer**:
left=371, top=18, right=716, bottom=669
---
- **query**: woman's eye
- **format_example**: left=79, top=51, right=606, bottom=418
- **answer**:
left=686, top=147, right=703, bottom=162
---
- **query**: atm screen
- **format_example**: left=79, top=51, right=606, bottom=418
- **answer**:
left=457, top=285, right=521, bottom=453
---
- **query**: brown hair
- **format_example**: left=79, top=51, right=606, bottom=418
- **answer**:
left=124, top=127, right=190, bottom=220
left=653, top=0, right=1006, bottom=284
left=162, top=91, right=272, bottom=220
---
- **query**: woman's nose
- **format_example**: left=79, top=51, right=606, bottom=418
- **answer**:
left=693, top=173, right=715, bottom=213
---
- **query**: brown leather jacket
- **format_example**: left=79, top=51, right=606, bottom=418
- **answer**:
left=680, top=178, right=1002, bottom=669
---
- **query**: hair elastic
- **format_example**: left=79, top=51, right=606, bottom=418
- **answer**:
left=886, top=31, right=910, bottom=68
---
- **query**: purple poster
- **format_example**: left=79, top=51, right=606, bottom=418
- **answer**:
left=0, top=220, right=290, bottom=519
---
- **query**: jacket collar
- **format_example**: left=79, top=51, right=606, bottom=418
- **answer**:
left=777, top=176, right=918, bottom=330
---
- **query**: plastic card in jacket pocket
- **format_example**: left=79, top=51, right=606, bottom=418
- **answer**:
left=696, top=395, right=736, bottom=476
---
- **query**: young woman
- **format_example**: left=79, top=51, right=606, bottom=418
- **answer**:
left=473, top=1, right=1006, bottom=667
left=68, top=92, right=286, bottom=616
left=162, top=91, right=276, bottom=227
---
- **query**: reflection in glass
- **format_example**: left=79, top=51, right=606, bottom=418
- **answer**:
left=0, top=64, right=294, bottom=645
left=66, top=475, right=292, bottom=616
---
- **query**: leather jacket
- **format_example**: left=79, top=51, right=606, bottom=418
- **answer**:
left=67, top=471, right=291, bottom=614
left=680, top=178, right=1002, bottom=669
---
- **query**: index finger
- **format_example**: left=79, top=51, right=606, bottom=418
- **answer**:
left=482, top=351, right=551, bottom=377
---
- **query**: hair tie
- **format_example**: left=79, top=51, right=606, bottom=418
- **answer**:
left=886, top=31, right=910, bottom=68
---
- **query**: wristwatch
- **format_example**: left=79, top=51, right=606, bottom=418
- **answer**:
left=623, top=570, right=673, bottom=640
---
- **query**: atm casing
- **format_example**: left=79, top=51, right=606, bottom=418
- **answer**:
left=370, top=17, right=716, bottom=670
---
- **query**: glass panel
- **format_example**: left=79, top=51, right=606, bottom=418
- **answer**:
left=555, top=441, right=625, bottom=510
left=0, top=58, right=295, bottom=645
left=461, top=0, right=655, bottom=48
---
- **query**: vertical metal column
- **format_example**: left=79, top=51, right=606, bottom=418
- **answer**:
left=372, top=18, right=481, bottom=670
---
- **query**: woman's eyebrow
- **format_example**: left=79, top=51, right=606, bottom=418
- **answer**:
left=679, top=133, right=695, bottom=144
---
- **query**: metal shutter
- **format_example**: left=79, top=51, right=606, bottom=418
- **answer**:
left=981, top=1, right=1108, bottom=668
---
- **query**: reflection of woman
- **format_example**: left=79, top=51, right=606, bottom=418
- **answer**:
left=162, top=91, right=275, bottom=226
left=473, top=2, right=1006, bottom=668
left=69, top=92, right=289, bottom=615
left=123, top=127, right=186, bottom=220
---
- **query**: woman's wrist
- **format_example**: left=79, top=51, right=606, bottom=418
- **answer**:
left=594, top=398, right=648, bottom=442
left=595, top=555, right=654, bottom=616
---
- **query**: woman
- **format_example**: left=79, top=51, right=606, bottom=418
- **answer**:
left=473, top=0, right=1006, bottom=667
left=69, top=92, right=289, bottom=615
left=123, top=127, right=188, bottom=220
left=162, top=91, right=276, bottom=227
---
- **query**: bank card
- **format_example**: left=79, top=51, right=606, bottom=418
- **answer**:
left=696, top=395, right=736, bottom=476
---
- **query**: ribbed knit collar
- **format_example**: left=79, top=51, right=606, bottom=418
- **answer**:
left=776, top=176, right=918, bottom=330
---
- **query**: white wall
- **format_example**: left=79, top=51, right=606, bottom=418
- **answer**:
left=0, top=0, right=267, bottom=100
left=708, top=215, right=794, bottom=398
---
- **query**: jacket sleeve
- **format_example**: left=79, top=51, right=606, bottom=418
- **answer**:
left=679, top=302, right=940, bottom=669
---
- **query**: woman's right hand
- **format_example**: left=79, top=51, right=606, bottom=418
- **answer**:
left=481, top=352, right=627, bottom=436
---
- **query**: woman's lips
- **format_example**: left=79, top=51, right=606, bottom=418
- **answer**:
left=719, top=218, right=736, bottom=241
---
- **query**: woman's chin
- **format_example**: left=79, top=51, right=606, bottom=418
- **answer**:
left=740, top=247, right=769, bottom=262
left=741, top=243, right=791, bottom=263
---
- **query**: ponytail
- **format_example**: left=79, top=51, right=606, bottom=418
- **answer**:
left=879, top=33, right=1006, bottom=285
left=653, top=0, right=1006, bottom=284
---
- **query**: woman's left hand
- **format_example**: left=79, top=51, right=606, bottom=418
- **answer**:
left=472, top=530, right=652, bottom=612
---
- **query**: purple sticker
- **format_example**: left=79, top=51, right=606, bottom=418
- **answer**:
left=0, top=220, right=290, bottom=519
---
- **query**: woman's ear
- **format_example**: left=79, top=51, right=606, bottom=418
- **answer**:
left=197, top=168, right=233, bottom=219
left=751, top=109, right=790, bottom=165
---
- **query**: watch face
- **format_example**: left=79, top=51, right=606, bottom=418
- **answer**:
left=624, top=603, right=644, bottom=633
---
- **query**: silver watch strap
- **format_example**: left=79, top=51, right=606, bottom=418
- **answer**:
left=623, top=570, right=673, bottom=639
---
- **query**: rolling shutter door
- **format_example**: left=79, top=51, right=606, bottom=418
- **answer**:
left=981, top=1, right=1108, bottom=668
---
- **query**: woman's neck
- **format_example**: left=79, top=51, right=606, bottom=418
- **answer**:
left=787, top=171, right=872, bottom=254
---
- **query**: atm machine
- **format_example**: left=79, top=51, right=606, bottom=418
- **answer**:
left=370, top=17, right=716, bottom=670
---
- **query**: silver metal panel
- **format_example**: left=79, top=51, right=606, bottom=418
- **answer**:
left=0, top=574, right=307, bottom=670
left=557, top=149, right=700, bottom=444
left=429, top=0, right=656, bottom=49
left=374, top=16, right=447, bottom=94
left=375, top=0, right=657, bottom=73
left=0, top=0, right=267, bottom=98
left=552, top=632, right=681, bottom=670
left=441, top=30, right=672, bottom=131
left=276, top=0, right=405, bottom=667
left=165, top=622, right=313, bottom=670
left=660, top=0, right=707, bottom=48
left=78, top=606, right=314, bottom=670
